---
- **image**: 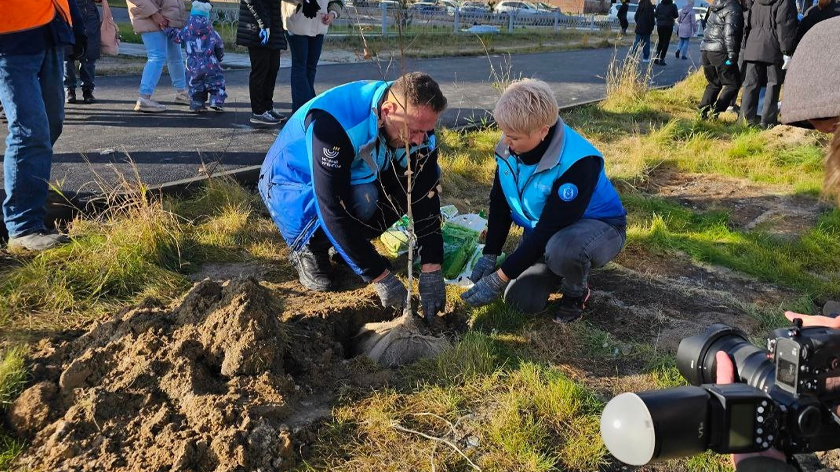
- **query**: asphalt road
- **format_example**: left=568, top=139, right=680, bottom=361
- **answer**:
left=0, top=44, right=700, bottom=196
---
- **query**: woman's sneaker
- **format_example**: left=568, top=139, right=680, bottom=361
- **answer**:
left=250, top=111, right=281, bottom=126
left=134, top=97, right=166, bottom=113
left=174, top=90, right=191, bottom=105
left=553, top=287, right=590, bottom=324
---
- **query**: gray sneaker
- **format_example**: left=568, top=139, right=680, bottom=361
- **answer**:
left=250, top=111, right=281, bottom=126
left=134, top=97, right=166, bottom=113
left=7, top=231, right=70, bottom=252
left=268, top=109, right=289, bottom=123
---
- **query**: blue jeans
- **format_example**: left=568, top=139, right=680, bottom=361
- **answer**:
left=677, top=37, right=690, bottom=57
left=286, top=33, right=324, bottom=113
left=139, top=31, right=186, bottom=96
left=0, top=46, right=64, bottom=238
left=632, top=33, right=651, bottom=60
left=503, top=219, right=626, bottom=313
left=64, top=56, right=96, bottom=91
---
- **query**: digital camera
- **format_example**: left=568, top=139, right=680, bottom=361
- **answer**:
left=599, top=320, right=840, bottom=465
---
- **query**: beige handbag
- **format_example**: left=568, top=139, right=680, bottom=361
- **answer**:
left=100, top=0, right=120, bottom=56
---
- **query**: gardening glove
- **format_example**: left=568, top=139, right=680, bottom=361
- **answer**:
left=302, top=0, right=321, bottom=19
left=259, top=28, right=270, bottom=45
left=419, top=269, right=446, bottom=322
left=782, top=55, right=791, bottom=70
left=469, top=254, right=497, bottom=283
left=373, top=272, right=408, bottom=310
left=461, top=272, right=507, bottom=307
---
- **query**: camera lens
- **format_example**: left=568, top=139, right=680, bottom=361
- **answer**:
left=677, top=324, right=775, bottom=391
left=600, top=386, right=711, bottom=465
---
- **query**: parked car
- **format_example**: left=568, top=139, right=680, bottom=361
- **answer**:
left=534, top=1, right=560, bottom=12
left=440, top=0, right=460, bottom=13
left=693, top=5, right=708, bottom=36
left=413, top=1, right=447, bottom=12
left=607, top=2, right=638, bottom=23
left=461, top=0, right=489, bottom=10
left=494, top=0, right=542, bottom=14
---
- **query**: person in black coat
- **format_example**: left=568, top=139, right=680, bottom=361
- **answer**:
left=653, top=0, right=679, bottom=65
left=64, top=0, right=101, bottom=104
left=237, top=0, right=288, bottom=125
left=698, top=0, right=743, bottom=118
left=792, top=0, right=839, bottom=53
left=739, top=0, right=797, bottom=127
left=618, top=0, right=630, bottom=34
left=632, top=0, right=657, bottom=61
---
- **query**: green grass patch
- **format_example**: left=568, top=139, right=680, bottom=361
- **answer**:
left=0, top=429, right=24, bottom=472
left=0, top=347, right=27, bottom=472
left=0, top=178, right=281, bottom=334
left=306, top=353, right=606, bottom=472
left=0, top=347, right=27, bottom=408
left=116, top=22, right=141, bottom=44
left=623, top=194, right=840, bottom=298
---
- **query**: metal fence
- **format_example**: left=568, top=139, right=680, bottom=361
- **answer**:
left=209, top=2, right=621, bottom=36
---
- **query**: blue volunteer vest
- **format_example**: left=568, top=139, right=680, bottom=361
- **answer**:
left=258, top=80, right=437, bottom=255
left=495, top=119, right=626, bottom=232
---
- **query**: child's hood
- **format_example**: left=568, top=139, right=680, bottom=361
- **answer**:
left=186, top=14, right=213, bottom=36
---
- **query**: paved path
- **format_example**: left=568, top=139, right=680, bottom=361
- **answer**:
left=0, top=44, right=701, bottom=196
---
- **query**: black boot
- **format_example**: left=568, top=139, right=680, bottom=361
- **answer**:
left=82, top=89, right=96, bottom=104
left=66, top=88, right=77, bottom=104
left=289, top=246, right=333, bottom=291
left=553, top=287, right=590, bottom=324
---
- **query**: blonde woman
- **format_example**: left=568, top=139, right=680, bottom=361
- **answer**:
left=462, top=79, right=627, bottom=323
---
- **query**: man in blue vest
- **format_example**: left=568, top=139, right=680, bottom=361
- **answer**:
left=462, top=79, right=627, bottom=323
left=258, top=72, right=448, bottom=320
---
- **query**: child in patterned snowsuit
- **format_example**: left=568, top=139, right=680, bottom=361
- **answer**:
left=168, top=1, right=227, bottom=112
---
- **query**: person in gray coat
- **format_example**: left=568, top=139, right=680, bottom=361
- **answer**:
left=739, top=0, right=798, bottom=127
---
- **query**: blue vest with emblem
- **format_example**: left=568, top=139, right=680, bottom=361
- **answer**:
left=258, top=80, right=437, bottom=251
left=495, top=119, right=626, bottom=232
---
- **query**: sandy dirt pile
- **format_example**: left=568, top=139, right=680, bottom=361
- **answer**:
left=5, top=278, right=366, bottom=472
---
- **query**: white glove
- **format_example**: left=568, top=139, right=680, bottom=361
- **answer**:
left=782, top=55, right=791, bottom=70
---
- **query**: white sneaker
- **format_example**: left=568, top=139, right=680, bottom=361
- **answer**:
left=174, top=90, right=190, bottom=105
left=134, top=97, right=166, bottom=113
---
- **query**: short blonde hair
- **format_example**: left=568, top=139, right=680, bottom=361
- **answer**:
left=493, top=79, right=559, bottom=135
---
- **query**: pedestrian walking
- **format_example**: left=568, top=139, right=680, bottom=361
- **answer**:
left=64, top=0, right=101, bottom=104
left=739, top=0, right=797, bottom=127
left=698, top=0, right=743, bottom=119
left=0, top=0, right=84, bottom=250
left=618, top=0, right=630, bottom=35
left=168, top=1, right=227, bottom=112
left=632, top=0, right=656, bottom=62
left=676, top=0, right=697, bottom=59
left=283, top=0, right=343, bottom=113
left=654, top=0, right=679, bottom=65
left=128, top=0, right=189, bottom=113
left=237, top=0, right=288, bottom=126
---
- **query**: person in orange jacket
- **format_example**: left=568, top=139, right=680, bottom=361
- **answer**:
left=0, top=0, right=85, bottom=250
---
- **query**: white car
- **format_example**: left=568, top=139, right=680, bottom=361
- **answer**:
left=607, top=2, right=638, bottom=23
left=494, top=1, right=542, bottom=14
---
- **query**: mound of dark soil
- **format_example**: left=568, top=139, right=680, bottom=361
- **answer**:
left=5, top=278, right=393, bottom=472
